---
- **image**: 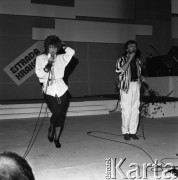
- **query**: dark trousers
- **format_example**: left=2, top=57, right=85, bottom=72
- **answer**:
left=43, top=92, right=68, bottom=127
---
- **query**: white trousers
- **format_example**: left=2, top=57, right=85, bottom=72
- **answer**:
left=120, top=82, right=140, bottom=134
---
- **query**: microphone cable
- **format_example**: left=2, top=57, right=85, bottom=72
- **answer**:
left=109, top=82, right=120, bottom=113
left=87, top=130, right=153, bottom=162
left=109, top=99, right=119, bottom=113
left=23, top=99, right=47, bottom=159
left=23, top=72, right=51, bottom=159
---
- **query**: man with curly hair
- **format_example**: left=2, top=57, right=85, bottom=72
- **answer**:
left=116, top=40, right=142, bottom=140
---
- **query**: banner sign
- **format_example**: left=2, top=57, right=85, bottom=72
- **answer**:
left=3, top=41, right=44, bottom=86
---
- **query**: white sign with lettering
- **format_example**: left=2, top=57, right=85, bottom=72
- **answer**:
left=3, top=41, right=44, bottom=85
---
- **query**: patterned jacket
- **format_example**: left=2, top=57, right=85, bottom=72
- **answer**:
left=115, top=56, right=142, bottom=93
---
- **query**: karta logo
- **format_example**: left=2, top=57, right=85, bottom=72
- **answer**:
left=105, top=158, right=177, bottom=179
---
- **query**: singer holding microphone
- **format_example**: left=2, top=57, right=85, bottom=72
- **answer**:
left=116, top=40, right=142, bottom=141
left=35, top=35, right=75, bottom=148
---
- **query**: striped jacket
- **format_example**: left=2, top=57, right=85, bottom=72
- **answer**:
left=115, top=56, right=141, bottom=93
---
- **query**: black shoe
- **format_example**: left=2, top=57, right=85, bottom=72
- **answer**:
left=124, top=133, right=130, bottom=140
left=48, top=126, right=55, bottom=143
left=130, top=134, right=139, bottom=140
left=54, top=139, right=61, bottom=148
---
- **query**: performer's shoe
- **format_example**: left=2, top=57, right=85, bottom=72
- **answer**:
left=124, top=133, right=130, bottom=140
left=54, top=139, right=61, bottom=148
left=130, top=134, right=139, bottom=140
left=48, top=126, right=55, bottom=143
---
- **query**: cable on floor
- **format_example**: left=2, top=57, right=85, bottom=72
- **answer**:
left=23, top=74, right=51, bottom=159
left=23, top=100, right=47, bottom=159
left=87, top=130, right=178, bottom=177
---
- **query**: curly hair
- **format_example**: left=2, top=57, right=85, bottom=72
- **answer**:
left=124, top=40, right=137, bottom=52
left=44, top=35, right=62, bottom=55
left=123, top=40, right=140, bottom=58
left=0, top=151, right=35, bottom=180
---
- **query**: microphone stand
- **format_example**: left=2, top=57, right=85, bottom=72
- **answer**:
left=23, top=66, right=51, bottom=158
left=46, top=71, right=51, bottom=89
left=139, top=78, right=146, bottom=140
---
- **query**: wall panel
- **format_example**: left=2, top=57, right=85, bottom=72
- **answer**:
left=0, top=0, right=75, bottom=18
left=75, top=0, right=135, bottom=19
left=32, top=19, right=152, bottom=43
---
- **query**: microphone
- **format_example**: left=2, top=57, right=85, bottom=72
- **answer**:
left=44, top=54, right=55, bottom=73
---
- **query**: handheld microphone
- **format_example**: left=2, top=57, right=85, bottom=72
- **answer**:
left=44, top=54, right=55, bottom=73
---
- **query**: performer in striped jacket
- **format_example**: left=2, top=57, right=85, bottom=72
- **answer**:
left=116, top=40, right=142, bottom=140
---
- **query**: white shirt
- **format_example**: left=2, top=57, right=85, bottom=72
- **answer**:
left=35, top=47, right=75, bottom=97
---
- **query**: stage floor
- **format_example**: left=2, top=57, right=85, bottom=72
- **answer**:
left=0, top=112, right=178, bottom=180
